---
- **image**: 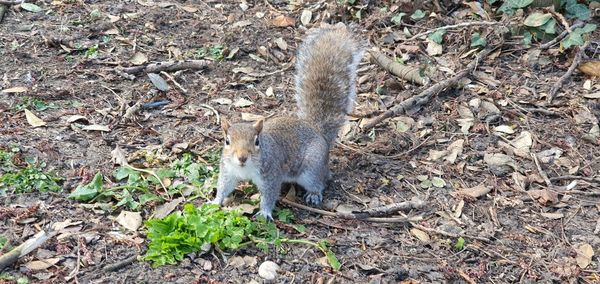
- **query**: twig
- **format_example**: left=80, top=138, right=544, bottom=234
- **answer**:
left=0, top=0, right=22, bottom=5
left=361, top=42, right=501, bottom=132
left=410, top=223, right=492, bottom=243
left=199, top=104, right=220, bottom=125
left=0, top=231, right=48, bottom=270
left=550, top=175, right=600, bottom=183
left=539, top=22, right=584, bottom=49
left=531, top=153, right=552, bottom=187
left=280, top=199, right=422, bottom=223
left=546, top=40, right=590, bottom=104
left=102, top=255, right=138, bottom=272
left=119, top=60, right=209, bottom=75
left=361, top=197, right=426, bottom=217
left=407, top=21, right=501, bottom=41
left=369, top=50, right=429, bottom=85
left=160, top=71, right=188, bottom=94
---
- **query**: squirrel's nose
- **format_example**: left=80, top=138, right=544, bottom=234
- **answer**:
left=238, top=155, right=247, bottom=164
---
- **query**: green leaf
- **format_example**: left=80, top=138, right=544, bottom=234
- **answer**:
left=69, top=173, right=103, bottom=201
left=326, top=250, right=341, bottom=271
left=541, top=18, right=556, bottom=34
left=470, top=33, right=487, bottom=47
left=523, top=31, right=533, bottom=47
left=455, top=237, right=465, bottom=251
left=391, top=12, right=407, bottom=25
left=428, top=29, right=446, bottom=44
left=410, top=9, right=426, bottom=20
left=565, top=0, right=590, bottom=20
left=523, top=13, right=552, bottom=27
left=497, top=0, right=533, bottom=15
left=431, top=177, right=446, bottom=188
left=420, top=179, right=432, bottom=189
left=562, top=30, right=584, bottom=49
left=20, top=3, right=42, bottom=13
left=581, top=24, right=597, bottom=33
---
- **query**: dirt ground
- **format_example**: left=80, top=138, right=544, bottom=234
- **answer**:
left=1, top=0, right=600, bottom=283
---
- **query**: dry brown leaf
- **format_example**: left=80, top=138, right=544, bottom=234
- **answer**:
left=540, top=212, right=564, bottom=219
left=129, top=52, right=148, bottom=65
left=24, top=109, right=46, bottom=127
left=272, top=15, right=295, bottom=27
left=111, top=145, right=129, bottom=166
left=410, top=228, right=430, bottom=242
left=153, top=197, right=184, bottom=219
left=574, top=243, right=594, bottom=269
left=1, top=86, right=28, bottom=93
left=455, top=184, right=491, bottom=198
left=528, top=189, right=558, bottom=205
left=82, top=124, right=110, bottom=132
left=578, top=60, right=600, bottom=77
left=229, top=256, right=246, bottom=268
left=24, top=258, right=61, bottom=270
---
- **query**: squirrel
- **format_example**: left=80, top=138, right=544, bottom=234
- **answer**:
left=209, top=23, right=363, bottom=220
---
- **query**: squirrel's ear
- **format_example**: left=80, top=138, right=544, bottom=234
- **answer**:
left=221, top=119, right=230, bottom=134
left=253, top=119, right=264, bottom=133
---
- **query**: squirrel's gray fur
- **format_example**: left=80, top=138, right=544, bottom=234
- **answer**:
left=210, top=24, right=363, bottom=220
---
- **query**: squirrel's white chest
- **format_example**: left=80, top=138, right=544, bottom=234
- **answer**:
left=225, top=160, right=263, bottom=183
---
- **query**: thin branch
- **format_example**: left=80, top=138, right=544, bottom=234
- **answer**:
left=280, top=199, right=423, bottom=223
left=119, top=60, right=210, bottom=75
left=546, top=40, right=590, bottom=104
left=539, top=22, right=584, bottom=50
left=361, top=42, right=501, bottom=132
left=407, top=21, right=501, bottom=41
left=369, top=50, right=429, bottom=85
left=0, top=231, right=48, bottom=270
left=0, top=0, right=22, bottom=5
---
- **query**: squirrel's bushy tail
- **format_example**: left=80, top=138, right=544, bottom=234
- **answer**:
left=295, top=24, right=363, bottom=148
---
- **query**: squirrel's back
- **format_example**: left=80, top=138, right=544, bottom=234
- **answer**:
left=295, top=24, right=363, bottom=147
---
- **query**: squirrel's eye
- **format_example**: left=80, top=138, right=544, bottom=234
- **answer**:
left=254, top=136, right=259, bottom=146
left=225, top=137, right=230, bottom=146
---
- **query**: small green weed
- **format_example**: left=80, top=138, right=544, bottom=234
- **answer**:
left=70, top=153, right=219, bottom=210
left=195, top=45, right=226, bottom=61
left=0, top=149, right=62, bottom=194
left=14, top=97, right=57, bottom=112
left=143, top=203, right=341, bottom=270
left=455, top=236, right=465, bottom=251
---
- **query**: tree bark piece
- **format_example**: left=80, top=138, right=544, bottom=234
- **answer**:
left=369, top=50, right=429, bottom=85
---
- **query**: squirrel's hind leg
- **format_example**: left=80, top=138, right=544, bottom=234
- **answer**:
left=298, top=169, right=327, bottom=206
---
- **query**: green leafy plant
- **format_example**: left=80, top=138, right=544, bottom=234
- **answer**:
left=428, top=29, right=447, bottom=44
left=0, top=153, right=62, bottom=194
left=561, top=23, right=596, bottom=49
left=14, top=97, right=57, bottom=112
left=455, top=236, right=466, bottom=251
left=144, top=203, right=341, bottom=270
left=70, top=153, right=219, bottom=210
left=85, top=45, right=99, bottom=58
left=196, top=45, right=226, bottom=61
left=470, top=33, right=487, bottom=47
left=390, top=12, right=407, bottom=25
left=410, top=9, right=426, bottom=20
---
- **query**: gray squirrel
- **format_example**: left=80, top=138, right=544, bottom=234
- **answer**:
left=209, top=23, right=363, bottom=220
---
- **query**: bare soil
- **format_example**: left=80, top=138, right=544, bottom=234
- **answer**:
left=1, top=0, right=600, bottom=283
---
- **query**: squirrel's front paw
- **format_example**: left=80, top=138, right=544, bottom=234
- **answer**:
left=304, top=192, right=322, bottom=206
left=254, top=210, right=274, bottom=222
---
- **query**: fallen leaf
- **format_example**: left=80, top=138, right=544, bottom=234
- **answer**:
left=152, top=197, right=183, bottom=219
left=229, top=256, right=246, bottom=268
left=583, top=92, right=600, bottom=99
left=574, top=243, right=594, bottom=269
left=147, top=73, right=170, bottom=91
left=578, top=60, right=600, bottom=77
left=528, top=189, right=558, bottom=205
left=274, top=38, right=287, bottom=50
left=410, top=228, right=430, bottom=242
left=426, top=39, right=442, bottom=56
left=129, top=52, right=148, bottom=65
left=82, top=124, right=110, bottom=132
left=272, top=15, right=295, bottom=27
left=233, top=98, right=254, bottom=108
left=227, top=203, right=257, bottom=214
left=233, top=20, right=252, bottom=28
left=24, top=109, right=46, bottom=127
left=484, top=153, right=516, bottom=176
left=178, top=5, right=198, bottom=12
left=445, top=139, right=464, bottom=164
left=455, top=184, right=491, bottom=198
left=1, top=86, right=28, bottom=93
left=66, top=115, right=88, bottom=124
left=24, top=258, right=61, bottom=270
left=212, top=98, right=232, bottom=105
left=21, top=3, right=42, bottom=13
left=493, top=125, right=515, bottom=134
left=540, top=212, right=564, bottom=219
left=300, top=9, right=312, bottom=25
left=512, top=131, right=533, bottom=157
left=115, top=211, right=142, bottom=231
